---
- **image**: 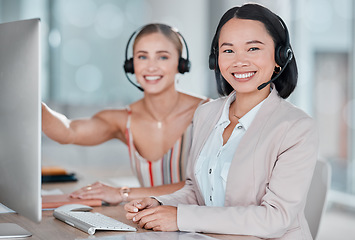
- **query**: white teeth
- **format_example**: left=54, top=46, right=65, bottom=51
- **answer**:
left=233, top=72, right=255, bottom=79
left=145, top=76, right=161, bottom=81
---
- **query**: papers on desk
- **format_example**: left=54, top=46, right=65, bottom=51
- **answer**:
left=42, top=188, right=101, bottom=210
left=41, top=188, right=64, bottom=196
left=42, top=194, right=102, bottom=209
left=77, top=232, right=219, bottom=240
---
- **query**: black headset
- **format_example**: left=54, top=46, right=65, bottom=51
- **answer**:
left=208, top=16, right=293, bottom=90
left=274, top=16, right=293, bottom=67
left=123, top=24, right=191, bottom=91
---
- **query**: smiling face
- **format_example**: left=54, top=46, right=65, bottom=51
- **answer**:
left=218, top=18, right=277, bottom=96
left=133, top=32, right=180, bottom=94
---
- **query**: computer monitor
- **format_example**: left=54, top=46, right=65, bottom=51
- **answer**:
left=0, top=18, right=41, bottom=237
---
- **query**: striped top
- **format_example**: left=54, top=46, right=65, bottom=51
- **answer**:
left=125, top=106, right=193, bottom=187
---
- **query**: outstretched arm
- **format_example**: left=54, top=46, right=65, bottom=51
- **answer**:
left=42, top=102, right=123, bottom=145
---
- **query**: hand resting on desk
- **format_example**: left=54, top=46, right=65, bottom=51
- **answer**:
left=70, top=181, right=122, bottom=205
left=70, top=180, right=185, bottom=206
left=124, top=197, right=178, bottom=231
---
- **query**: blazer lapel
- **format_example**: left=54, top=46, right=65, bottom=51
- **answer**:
left=189, top=96, right=230, bottom=205
left=191, top=96, right=229, bottom=159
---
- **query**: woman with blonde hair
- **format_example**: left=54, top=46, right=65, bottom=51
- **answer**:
left=42, top=23, right=207, bottom=205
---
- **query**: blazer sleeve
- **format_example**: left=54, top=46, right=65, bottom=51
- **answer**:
left=156, top=175, right=199, bottom=206
left=156, top=144, right=200, bottom=206
left=176, top=116, right=318, bottom=238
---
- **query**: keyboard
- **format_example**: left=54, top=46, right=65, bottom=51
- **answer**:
left=53, top=210, right=137, bottom=235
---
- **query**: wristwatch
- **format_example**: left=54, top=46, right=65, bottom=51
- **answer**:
left=120, top=186, right=130, bottom=202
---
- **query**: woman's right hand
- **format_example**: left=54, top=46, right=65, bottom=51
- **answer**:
left=70, top=181, right=122, bottom=205
left=124, top=197, right=160, bottom=220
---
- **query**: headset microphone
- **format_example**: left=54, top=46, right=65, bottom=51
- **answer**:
left=257, top=50, right=293, bottom=91
left=124, top=72, right=144, bottom=91
left=257, top=15, right=293, bottom=91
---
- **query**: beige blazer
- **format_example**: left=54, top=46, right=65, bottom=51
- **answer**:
left=157, top=88, right=318, bottom=240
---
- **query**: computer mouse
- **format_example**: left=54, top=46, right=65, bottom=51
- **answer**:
left=54, top=204, right=93, bottom=212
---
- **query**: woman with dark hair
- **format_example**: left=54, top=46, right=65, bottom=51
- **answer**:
left=125, top=4, right=318, bottom=239
left=211, top=4, right=297, bottom=98
left=42, top=23, right=207, bottom=205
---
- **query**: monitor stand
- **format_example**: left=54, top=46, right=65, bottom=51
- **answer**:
left=0, top=223, right=32, bottom=238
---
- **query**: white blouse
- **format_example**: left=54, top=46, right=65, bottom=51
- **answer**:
left=195, top=91, right=265, bottom=206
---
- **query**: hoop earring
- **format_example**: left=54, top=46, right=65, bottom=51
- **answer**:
left=274, top=66, right=282, bottom=74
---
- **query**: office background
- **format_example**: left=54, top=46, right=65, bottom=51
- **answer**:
left=1, top=0, right=355, bottom=238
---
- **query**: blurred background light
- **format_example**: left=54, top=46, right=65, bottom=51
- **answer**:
left=94, top=3, right=123, bottom=39
left=62, top=38, right=91, bottom=66
left=63, top=0, right=97, bottom=28
left=75, top=64, right=103, bottom=93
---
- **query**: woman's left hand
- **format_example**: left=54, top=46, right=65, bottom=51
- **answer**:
left=132, top=205, right=178, bottom=231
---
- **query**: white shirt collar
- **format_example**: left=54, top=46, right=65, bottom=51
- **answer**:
left=216, top=91, right=266, bottom=131
left=216, top=92, right=236, bottom=128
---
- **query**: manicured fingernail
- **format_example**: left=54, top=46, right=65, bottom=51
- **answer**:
left=133, top=207, right=138, bottom=212
left=133, top=217, right=136, bottom=222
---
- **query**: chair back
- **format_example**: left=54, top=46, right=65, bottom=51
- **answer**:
left=304, top=159, right=331, bottom=239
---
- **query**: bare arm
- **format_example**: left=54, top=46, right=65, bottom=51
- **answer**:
left=127, top=181, right=185, bottom=201
left=42, top=102, right=123, bottom=145
left=70, top=181, right=185, bottom=205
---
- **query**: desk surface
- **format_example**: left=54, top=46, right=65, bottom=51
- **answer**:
left=1, top=172, right=260, bottom=240
left=0, top=205, right=260, bottom=240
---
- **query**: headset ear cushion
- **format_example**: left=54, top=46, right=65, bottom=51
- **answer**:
left=123, top=58, right=134, bottom=74
left=275, top=45, right=291, bottom=67
left=209, top=54, right=217, bottom=70
left=178, top=58, right=190, bottom=74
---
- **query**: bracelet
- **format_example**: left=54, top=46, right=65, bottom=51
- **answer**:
left=120, top=186, right=130, bottom=202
